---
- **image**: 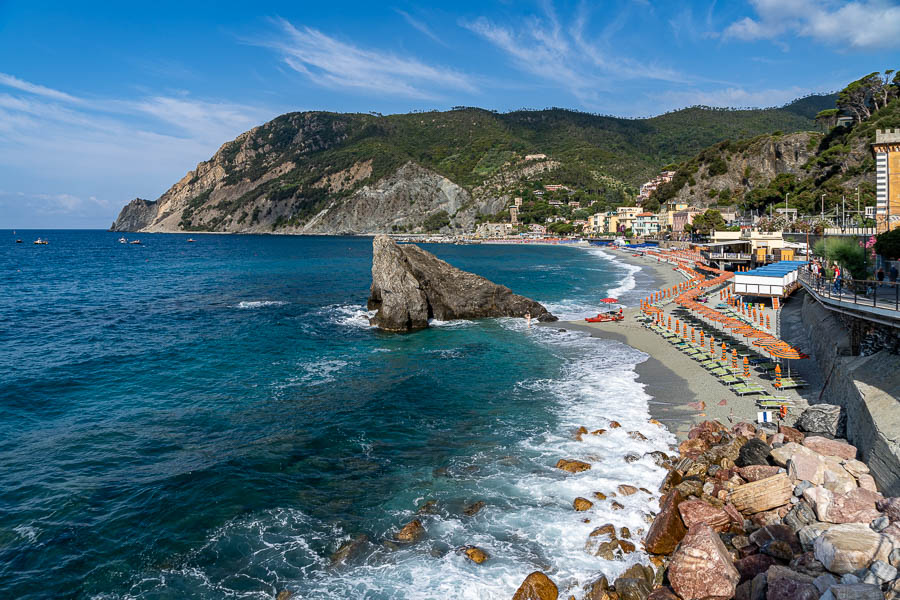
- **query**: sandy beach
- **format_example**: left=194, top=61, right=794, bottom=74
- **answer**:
left=555, top=249, right=821, bottom=440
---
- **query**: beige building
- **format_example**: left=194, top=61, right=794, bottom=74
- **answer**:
left=475, top=222, right=514, bottom=238
left=873, top=129, right=900, bottom=232
left=616, top=206, right=641, bottom=232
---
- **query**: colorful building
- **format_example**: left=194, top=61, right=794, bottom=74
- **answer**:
left=873, top=129, right=900, bottom=233
left=633, top=212, right=660, bottom=237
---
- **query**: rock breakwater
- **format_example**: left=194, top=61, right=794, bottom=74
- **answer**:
left=510, top=405, right=900, bottom=599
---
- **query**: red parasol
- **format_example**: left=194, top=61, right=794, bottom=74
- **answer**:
left=600, top=298, right=619, bottom=303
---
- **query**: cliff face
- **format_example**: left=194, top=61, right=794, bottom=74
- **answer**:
left=110, top=198, right=158, bottom=232
left=367, top=235, right=556, bottom=331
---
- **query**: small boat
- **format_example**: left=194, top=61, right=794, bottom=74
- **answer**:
left=186, top=238, right=196, bottom=243
left=16, top=239, right=22, bottom=243
left=118, top=237, right=127, bottom=244
left=129, top=240, right=141, bottom=245
left=33, top=238, right=49, bottom=245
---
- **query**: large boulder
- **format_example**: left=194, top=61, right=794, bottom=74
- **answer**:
left=797, top=404, right=844, bottom=437
left=813, top=523, right=894, bottom=574
left=802, top=437, right=858, bottom=461
left=668, top=524, right=740, bottom=600
left=512, top=571, right=558, bottom=600
left=367, top=236, right=556, bottom=331
left=643, top=490, right=687, bottom=554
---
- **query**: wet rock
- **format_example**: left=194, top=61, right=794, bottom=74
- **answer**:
left=591, top=429, right=607, bottom=436
left=618, top=484, right=639, bottom=496
left=803, top=437, right=858, bottom=461
left=512, top=571, right=559, bottom=600
left=417, top=500, right=438, bottom=514
left=582, top=575, right=611, bottom=600
left=628, top=431, right=647, bottom=441
left=668, top=524, right=740, bottom=600
left=619, top=526, right=631, bottom=539
left=624, top=453, right=641, bottom=463
left=394, top=519, right=425, bottom=543
left=330, top=534, right=370, bottom=565
left=646, top=588, right=679, bottom=600
left=814, top=523, right=894, bottom=574
left=589, top=523, right=617, bottom=538
left=647, top=451, right=670, bottom=467
left=463, top=501, right=485, bottom=516
left=609, top=421, right=621, bottom=428
left=574, top=426, right=589, bottom=441
left=737, top=465, right=782, bottom=482
left=556, top=459, right=591, bottom=473
left=643, top=490, right=687, bottom=554
left=593, top=491, right=607, bottom=501
left=797, top=404, right=844, bottom=437
left=574, top=497, right=594, bottom=511
left=679, top=499, right=731, bottom=532
left=276, top=590, right=293, bottom=600
left=736, top=438, right=772, bottom=467
left=611, top=501, right=624, bottom=511
left=591, top=539, right=621, bottom=560
left=463, top=545, right=489, bottom=564
left=614, top=577, right=652, bottom=600
left=619, top=539, right=637, bottom=554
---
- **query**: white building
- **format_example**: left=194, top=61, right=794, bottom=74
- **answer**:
left=475, top=222, right=513, bottom=238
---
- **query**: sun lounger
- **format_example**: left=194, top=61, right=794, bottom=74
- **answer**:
left=719, top=375, right=742, bottom=385
left=775, top=378, right=807, bottom=390
left=733, top=384, right=766, bottom=396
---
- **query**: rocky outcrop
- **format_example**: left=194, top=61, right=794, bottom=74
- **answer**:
left=109, top=198, right=157, bottom=231
left=367, top=235, right=556, bottom=331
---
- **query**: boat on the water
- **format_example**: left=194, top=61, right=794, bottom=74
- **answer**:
left=129, top=240, right=141, bottom=245
left=118, top=237, right=127, bottom=244
left=33, top=238, right=49, bottom=245
left=16, top=239, right=22, bottom=243
left=186, top=238, right=196, bottom=243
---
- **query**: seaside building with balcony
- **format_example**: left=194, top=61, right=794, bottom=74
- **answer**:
left=633, top=213, right=660, bottom=237
left=475, top=222, right=513, bottom=238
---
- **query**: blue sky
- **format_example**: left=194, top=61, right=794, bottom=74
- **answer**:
left=1, top=0, right=898, bottom=228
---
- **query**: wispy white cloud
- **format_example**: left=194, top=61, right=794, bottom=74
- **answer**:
left=462, top=3, right=684, bottom=108
left=0, top=73, right=275, bottom=221
left=395, top=9, right=447, bottom=46
left=723, top=0, right=900, bottom=49
left=264, top=18, right=474, bottom=99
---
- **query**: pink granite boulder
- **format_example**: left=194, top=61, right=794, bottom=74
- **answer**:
left=802, top=436, right=857, bottom=460
left=668, top=524, right=740, bottom=600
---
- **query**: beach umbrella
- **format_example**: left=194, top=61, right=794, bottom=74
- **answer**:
left=700, top=330, right=705, bottom=345
left=775, top=363, right=782, bottom=388
left=710, top=337, right=715, bottom=353
left=743, top=356, right=750, bottom=378
left=668, top=316, right=672, bottom=330
left=721, top=342, right=727, bottom=360
left=732, top=349, right=738, bottom=369
left=675, top=320, right=680, bottom=334
left=600, top=298, right=619, bottom=304
left=691, top=327, right=695, bottom=343
left=766, top=315, right=770, bottom=329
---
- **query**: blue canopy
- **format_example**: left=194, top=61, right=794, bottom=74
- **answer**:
left=740, top=260, right=808, bottom=278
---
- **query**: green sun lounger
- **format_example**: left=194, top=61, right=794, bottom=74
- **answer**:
left=719, top=375, right=742, bottom=385
left=775, top=378, right=807, bottom=390
left=733, top=384, right=765, bottom=396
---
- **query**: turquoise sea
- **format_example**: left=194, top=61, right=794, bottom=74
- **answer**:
left=0, top=231, right=673, bottom=599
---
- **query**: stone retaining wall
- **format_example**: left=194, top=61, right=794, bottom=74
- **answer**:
left=801, top=293, right=900, bottom=496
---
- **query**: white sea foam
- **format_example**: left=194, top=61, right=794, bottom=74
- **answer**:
left=428, top=318, right=475, bottom=328
left=324, top=303, right=376, bottom=328
left=236, top=300, right=288, bottom=309
left=586, top=247, right=642, bottom=300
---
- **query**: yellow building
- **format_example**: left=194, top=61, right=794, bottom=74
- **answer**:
left=873, top=129, right=900, bottom=233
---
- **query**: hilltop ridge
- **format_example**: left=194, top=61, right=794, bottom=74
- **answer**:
left=111, top=95, right=835, bottom=234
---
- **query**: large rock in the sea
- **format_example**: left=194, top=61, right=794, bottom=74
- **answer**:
left=644, top=490, right=687, bottom=554
left=668, top=524, right=740, bottom=600
left=367, top=235, right=556, bottom=331
left=512, top=571, right=558, bottom=600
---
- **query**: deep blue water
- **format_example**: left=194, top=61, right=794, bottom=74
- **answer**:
left=0, top=231, right=673, bottom=599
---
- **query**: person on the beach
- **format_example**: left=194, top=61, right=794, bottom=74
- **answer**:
left=524, top=312, right=531, bottom=328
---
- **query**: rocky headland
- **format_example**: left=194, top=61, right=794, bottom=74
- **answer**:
left=367, top=235, right=556, bottom=331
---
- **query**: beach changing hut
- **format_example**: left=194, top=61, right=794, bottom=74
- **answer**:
left=732, top=261, right=808, bottom=298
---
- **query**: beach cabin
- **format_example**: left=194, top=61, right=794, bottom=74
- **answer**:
left=732, top=261, right=808, bottom=298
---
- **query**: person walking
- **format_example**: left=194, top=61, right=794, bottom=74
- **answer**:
left=878, top=268, right=885, bottom=285
left=890, top=264, right=898, bottom=283
left=833, top=264, right=842, bottom=295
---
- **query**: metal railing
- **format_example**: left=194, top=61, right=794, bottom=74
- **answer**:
left=704, top=252, right=752, bottom=260
left=799, top=269, right=900, bottom=312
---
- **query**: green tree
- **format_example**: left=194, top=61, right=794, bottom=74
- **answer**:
left=874, top=228, right=900, bottom=261
left=813, top=237, right=868, bottom=280
left=422, top=210, right=451, bottom=232
left=691, top=209, right=727, bottom=234
left=814, top=108, right=839, bottom=130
